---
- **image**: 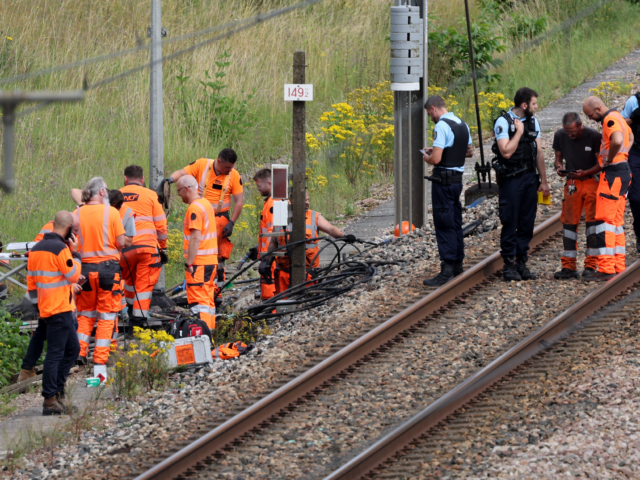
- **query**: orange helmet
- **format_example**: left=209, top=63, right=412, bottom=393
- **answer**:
left=394, top=221, right=416, bottom=237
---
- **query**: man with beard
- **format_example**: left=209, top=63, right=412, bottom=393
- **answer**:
left=581, top=96, right=633, bottom=280
left=492, top=87, right=550, bottom=281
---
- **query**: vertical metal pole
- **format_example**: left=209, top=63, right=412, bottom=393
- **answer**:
left=290, top=51, right=307, bottom=287
left=393, top=0, right=403, bottom=237
left=463, top=0, right=487, bottom=184
left=150, top=0, right=166, bottom=291
left=422, top=0, right=429, bottom=227
left=1, top=104, right=16, bottom=193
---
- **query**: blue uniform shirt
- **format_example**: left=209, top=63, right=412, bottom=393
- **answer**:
left=494, top=108, right=541, bottom=141
left=433, top=112, right=472, bottom=172
left=622, top=95, right=639, bottom=119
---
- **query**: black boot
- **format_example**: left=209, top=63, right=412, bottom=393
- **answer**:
left=453, top=262, right=464, bottom=277
left=502, top=256, right=521, bottom=281
left=423, top=262, right=455, bottom=287
left=515, top=256, right=537, bottom=280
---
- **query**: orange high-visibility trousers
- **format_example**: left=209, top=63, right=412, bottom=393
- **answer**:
left=561, top=177, right=598, bottom=271
left=186, top=264, right=217, bottom=330
left=275, top=269, right=315, bottom=296
left=120, top=248, right=161, bottom=319
left=75, top=261, right=123, bottom=364
left=591, top=165, right=631, bottom=274
left=260, top=262, right=276, bottom=300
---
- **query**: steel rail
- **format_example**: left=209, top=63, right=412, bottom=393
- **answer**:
left=135, top=212, right=561, bottom=480
left=325, top=256, right=640, bottom=480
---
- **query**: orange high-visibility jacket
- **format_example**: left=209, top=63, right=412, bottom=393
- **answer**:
left=258, top=196, right=274, bottom=256
left=34, top=220, right=54, bottom=242
left=77, top=204, right=125, bottom=263
left=120, top=184, right=168, bottom=249
left=183, top=198, right=218, bottom=266
left=599, top=111, right=632, bottom=166
left=183, top=159, right=243, bottom=213
left=275, top=210, right=321, bottom=271
left=26, top=232, right=81, bottom=318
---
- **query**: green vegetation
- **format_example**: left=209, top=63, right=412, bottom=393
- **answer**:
left=0, top=310, right=30, bottom=386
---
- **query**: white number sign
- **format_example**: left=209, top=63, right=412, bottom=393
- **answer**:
left=284, top=84, right=313, bottom=101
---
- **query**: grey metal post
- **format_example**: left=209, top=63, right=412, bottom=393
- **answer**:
left=0, top=91, right=84, bottom=193
left=149, top=0, right=166, bottom=291
left=422, top=0, right=429, bottom=227
left=290, top=51, right=307, bottom=287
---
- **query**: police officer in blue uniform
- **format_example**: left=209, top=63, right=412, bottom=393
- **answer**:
left=492, top=87, right=550, bottom=281
left=621, top=92, right=640, bottom=251
left=422, top=95, right=474, bottom=286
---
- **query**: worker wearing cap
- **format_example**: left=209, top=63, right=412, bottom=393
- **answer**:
left=163, top=148, right=243, bottom=302
left=582, top=96, right=633, bottom=280
left=253, top=168, right=276, bottom=300
left=266, top=192, right=355, bottom=294
left=25, top=211, right=82, bottom=415
left=120, top=165, right=168, bottom=327
left=492, top=87, right=550, bottom=281
left=75, top=177, right=125, bottom=381
left=176, top=175, right=218, bottom=329
left=18, top=214, right=81, bottom=383
left=552, top=112, right=602, bottom=280
left=422, top=95, right=474, bottom=287
left=621, top=91, right=640, bottom=250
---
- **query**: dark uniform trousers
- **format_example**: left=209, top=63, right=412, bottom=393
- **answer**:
left=499, top=171, right=539, bottom=257
left=627, top=146, right=640, bottom=242
left=432, top=181, right=464, bottom=264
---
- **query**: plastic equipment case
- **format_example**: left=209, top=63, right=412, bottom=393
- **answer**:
left=167, top=335, right=213, bottom=367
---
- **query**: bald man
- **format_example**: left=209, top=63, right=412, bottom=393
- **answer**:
left=581, top=96, right=633, bottom=280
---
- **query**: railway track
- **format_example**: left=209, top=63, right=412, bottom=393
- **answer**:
left=132, top=209, right=564, bottom=480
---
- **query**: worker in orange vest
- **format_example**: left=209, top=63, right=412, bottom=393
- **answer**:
left=75, top=177, right=126, bottom=381
left=582, top=96, right=634, bottom=280
left=163, top=148, right=243, bottom=302
left=18, top=214, right=81, bottom=383
left=253, top=168, right=276, bottom=300
left=176, top=175, right=218, bottom=329
left=119, top=165, right=168, bottom=327
left=265, top=192, right=355, bottom=294
left=25, top=211, right=82, bottom=415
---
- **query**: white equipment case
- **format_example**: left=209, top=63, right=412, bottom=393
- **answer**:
left=167, top=335, right=213, bottom=368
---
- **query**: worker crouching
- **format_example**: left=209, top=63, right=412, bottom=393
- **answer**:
left=176, top=175, right=218, bottom=330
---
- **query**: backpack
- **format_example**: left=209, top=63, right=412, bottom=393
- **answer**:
left=213, top=341, right=255, bottom=360
left=171, top=316, right=213, bottom=342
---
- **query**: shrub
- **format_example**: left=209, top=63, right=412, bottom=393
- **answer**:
left=214, top=315, right=272, bottom=346
left=0, top=311, right=30, bottom=386
left=507, top=12, right=549, bottom=40
left=588, top=81, right=634, bottom=106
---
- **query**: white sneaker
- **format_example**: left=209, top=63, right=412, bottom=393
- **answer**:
left=93, top=364, right=107, bottom=383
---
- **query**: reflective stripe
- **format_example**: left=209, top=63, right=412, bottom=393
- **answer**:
left=135, top=215, right=154, bottom=222
left=588, top=247, right=616, bottom=256
left=191, top=201, right=211, bottom=233
left=266, top=222, right=273, bottom=228
left=82, top=203, right=116, bottom=260
left=616, top=246, right=626, bottom=254
left=132, top=309, right=148, bottom=317
left=120, top=297, right=126, bottom=306
left=63, top=264, right=78, bottom=280
left=184, top=232, right=217, bottom=241
left=563, top=229, right=578, bottom=241
left=153, top=214, right=166, bottom=222
left=190, top=304, right=210, bottom=314
left=77, top=332, right=91, bottom=343
left=306, top=243, right=317, bottom=249
left=213, top=348, right=220, bottom=359
left=26, top=290, right=38, bottom=304
left=112, top=331, right=119, bottom=340
left=35, top=280, right=73, bottom=289
left=561, top=250, right=578, bottom=258
left=134, top=291, right=153, bottom=300
left=198, top=160, right=213, bottom=195
left=586, top=223, right=623, bottom=235
left=183, top=248, right=219, bottom=256
left=586, top=248, right=601, bottom=256
left=125, top=297, right=135, bottom=305
left=98, top=312, right=118, bottom=320
left=157, top=234, right=168, bottom=240
left=95, top=339, right=112, bottom=347
left=124, top=283, right=136, bottom=293
left=78, top=310, right=98, bottom=318
left=81, top=249, right=120, bottom=259
left=27, top=270, right=64, bottom=277
left=135, top=229, right=158, bottom=236
left=122, top=208, right=134, bottom=225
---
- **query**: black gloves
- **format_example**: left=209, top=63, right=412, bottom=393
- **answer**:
left=259, top=256, right=275, bottom=284
left=156, top=177, right=174, bottom=205
left=159, top=249, right=169, bottom=265
left=343, top=234, right=357, bottom=243
left=247, top=246, right=258, bottom=261
left=222, top=220, right=235, bottom=238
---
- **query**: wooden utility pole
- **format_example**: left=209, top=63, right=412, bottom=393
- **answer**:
left=290, top=50, right=307, bottom=287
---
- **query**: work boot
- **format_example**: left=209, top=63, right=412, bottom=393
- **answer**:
left=453, top=262, right=464, bottom=277
left=42, top=396, right=70, bottom=416
left=582, top=267, right=596, bottom=279
left=56, top=391, right=78, bottom=413
left=585, top=271, right=617, bottom=282
left=554, top=268, right=579, bottom=280
left=423, top=262, right=455, bottom=287
left=502, top=257, right=521, bottom=281
left=17, top=366, right=36, bottom=382
left=515, top=256, right=537, bottom=280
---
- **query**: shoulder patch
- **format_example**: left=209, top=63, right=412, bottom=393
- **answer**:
left=190, top=212, right=197, bottom=221
left=433, top=131, right=437, bottom=140
left=66, top=259, right=73, bottom=267
left=239, top=178, right=243, bottom=185
left=270, top=207, right=273, bottom=214
left=497, top=126, right=503, bottom=134
left=607, top=120, right=615, bottom=127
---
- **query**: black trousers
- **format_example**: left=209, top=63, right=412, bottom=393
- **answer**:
left=42, top=311, right=80, bottom=399
left=432, top=181, right=464, bottom=264
left=21, top=318, right=47, bottom=369
left=627, top=146, right=640, bottom=243
left=499, top=171, right=539, bottom=258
